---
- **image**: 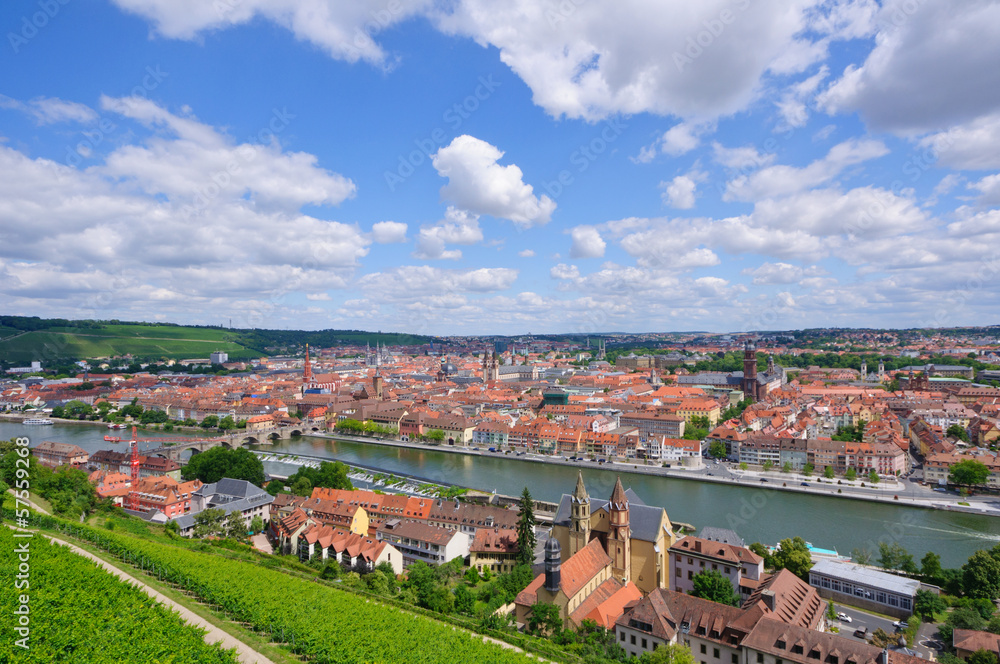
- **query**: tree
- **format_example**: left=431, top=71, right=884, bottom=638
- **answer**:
left=826, top=601, right=838, bottom=622
left=193, top=508, right=226, bottom=538
left=845, top=467, right=857, bottom=481
left=249, top=514, right=264, bottom=534
left=425, top=429, right=445, bottom=442
left=868, top=470, right=880, bottom=484
left=920, top=551, right=943, bottom=583
left=527, top=602, right=562, bottom=636
left=200, top=415, right=219, bottom=429
left=771, top=537, right=813, bottom=579
left=516, top=487, right=537, bottom=567
left=181, top=446, right=266, bottom=486
left=219, top=415, right=237, bottom=430
left=803, top=463, right=815, bottom=477
left=963, top=550, right=1000, bottom=599
left=691, top=570, right=740, bottom=606
left=709, top=441, right=727, bottom=459
left=739, top=462, right=748, bottom=471
left=363, top=570, right=391, bottom=595
left=950, top=459, right=990, bottom=488
left=987, top=614, right=1000, bottom=635
left=968, top=650, right=1000, bottom=664
left=749, top=542, right=774, bottom=569
left=290, top=476, right=312, bottom=497
left=877, top=542, right=914, bottom=571
left=762, top=460, right=774, bottom=472
left=914, top=589, right=946, bottom=620
left=225, top=510, right=247, bottom=540
left=781, top=462, right=792, bottom=474
left=285, top=461, right=353, bottom=493
left=947, top=424, right=970, bottom=442
left=851, top=547, right=873, bottom=565
left=454, top=584, right=475, bottom=614
left=824, top=466, right=835, bottom=479
left=641, top=642, right=697, bottom=664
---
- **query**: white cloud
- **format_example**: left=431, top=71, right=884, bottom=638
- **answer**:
left=919, top=112, right=1000, bottom=170
left=724, top=138, right=888, bottom=201
left=306, top=293, right=332, bottom=301
left=517, top=249, right=536, bottom=257
left=569, top=226, right=606, bottom=259
left=108, top=0, right=431, bottom=66
left=550, top=263, right=580, bottom=280
left=371, top=221, right=408, bottom=244
left=413, top=207, right=483, bottom=260
left=661, top=170, right=706, bottom=209
left=358, top=266, right=518, bottom=300
left=712, top=142, right=777, bottom=172
left=969, top=174, right=1000, bottom=207
left=0, top=99, right=370, bottom=323
left=0, top=95, right=98, bottom=125
left=433, top=0, right=827, bottom=121
left=775, top=66, right=828, bottom=130
left=99, top=96, right=356, bottom=211
left=432, top=135, right=555, bottom=228
left=741, top=262, right=824, bottom=285
left=635, top=121, right=715, bottom=162
left=820, top=0, right=1000, bottom=132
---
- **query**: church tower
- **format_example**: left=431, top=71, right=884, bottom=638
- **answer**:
left=569, top=471, right=591, bottom=557
left=303, top=343, right=314, bottom=389
left=544, top=537, right=562, bottom=592
left=861, top=360, right=867, bottom=381
left=878, top=360, right=885, bottom=381
left=607, top=477, right=631, bottom=582
left=742, top=340, right=758, bottom=400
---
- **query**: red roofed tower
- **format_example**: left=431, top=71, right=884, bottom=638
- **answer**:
left=303, top=343, right=313, bottom=385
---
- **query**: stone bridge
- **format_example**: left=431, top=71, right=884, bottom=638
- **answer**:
left=145, top=424, right=324, bottom=462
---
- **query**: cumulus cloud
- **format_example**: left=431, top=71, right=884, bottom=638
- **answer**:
left=724, top=138, right=888, bottom=201
left=0, top=95, right=98, bottom=125
left=517, top=249, right=536, bottom=257
left=0, top=98, right=369, bottom=323
left=108, top=0, right=430, bottom=66
left=433, top=0, right=832, bottom=121
left=741, top=262, right=825, bottom=284
left=635, top=121, right=715, bottom=163
left=969, top=174, right=1000, bottom=207
left=569, top=226, right=606, bottom=259
left=919, top=112, right=1000, bottom=170
left=774, top=66, right=828, bottom=130
left=371, top=221, right=408, bottom=244
left=661, top=170, right=706, bottom=209
left=432, top=135, right=555, bottom=228
left=413, top=207, right=483, bottom=260
left=820, top=0, right=1000, bottom=132
left=550, top=263, right=580, bottom=280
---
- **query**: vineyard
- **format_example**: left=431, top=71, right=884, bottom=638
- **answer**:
left=15, top=515, right=541, bottom=664
left=0, top=528, right=241, bottom=664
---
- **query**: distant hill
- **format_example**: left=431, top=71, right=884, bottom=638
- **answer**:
left=0, top=316, right=436, bottom=365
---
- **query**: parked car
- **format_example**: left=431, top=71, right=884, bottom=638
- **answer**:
left=838, top=613, right=852, bottom=623
left=893, top=621, right=908, bottom=629
left=760, top=478, right=768, bottom=483
left=853, top=627, right=868, bottom=638
left=801, top=482, right=810, bottom=487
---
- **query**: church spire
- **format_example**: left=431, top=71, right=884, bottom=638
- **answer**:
left=573, top=470, right=589, bottom=503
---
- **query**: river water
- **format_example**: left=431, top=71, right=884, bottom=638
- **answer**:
left=7, top=420, right=997, bottom=568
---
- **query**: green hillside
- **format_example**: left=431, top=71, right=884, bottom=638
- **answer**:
left=0, top=316, right=437, bottom=364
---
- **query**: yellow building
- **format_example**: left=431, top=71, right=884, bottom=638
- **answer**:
left=552, top=472, right=676, bottom=594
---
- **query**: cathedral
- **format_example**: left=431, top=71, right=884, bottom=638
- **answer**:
left=552, top=472, right=676, bottom=594
left=515, top=474, right=675, bottom=630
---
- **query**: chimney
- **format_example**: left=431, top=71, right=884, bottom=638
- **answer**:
left=761, top=589, right=776, bottom=611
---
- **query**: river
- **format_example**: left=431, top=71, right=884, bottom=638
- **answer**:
left=6, top=420, right=997, bottom=568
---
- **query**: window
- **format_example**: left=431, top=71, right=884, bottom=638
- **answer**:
left=643, top=639, right=648, bottom=650
left=632, top=635, right=636, bottom=645
left=733, top=655, right=739, bottom=664
left=701, top=645, right=707, bottom=654
left=714, top=649, right=720, bottom=659
left=713, top=564, right=718, bottom=570
left=621, top=632, right=626, bottom=642
left=688, top=571, right=693, bottom=580
left=676, top=567, right=682, bottom=577
left=757, top=654, right=764, bottom=664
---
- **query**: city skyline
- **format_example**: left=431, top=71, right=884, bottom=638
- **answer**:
left=2, top=1, right=1000, bottom=335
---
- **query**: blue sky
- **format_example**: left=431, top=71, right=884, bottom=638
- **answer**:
left=1, top=0, right=999, bottom=335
